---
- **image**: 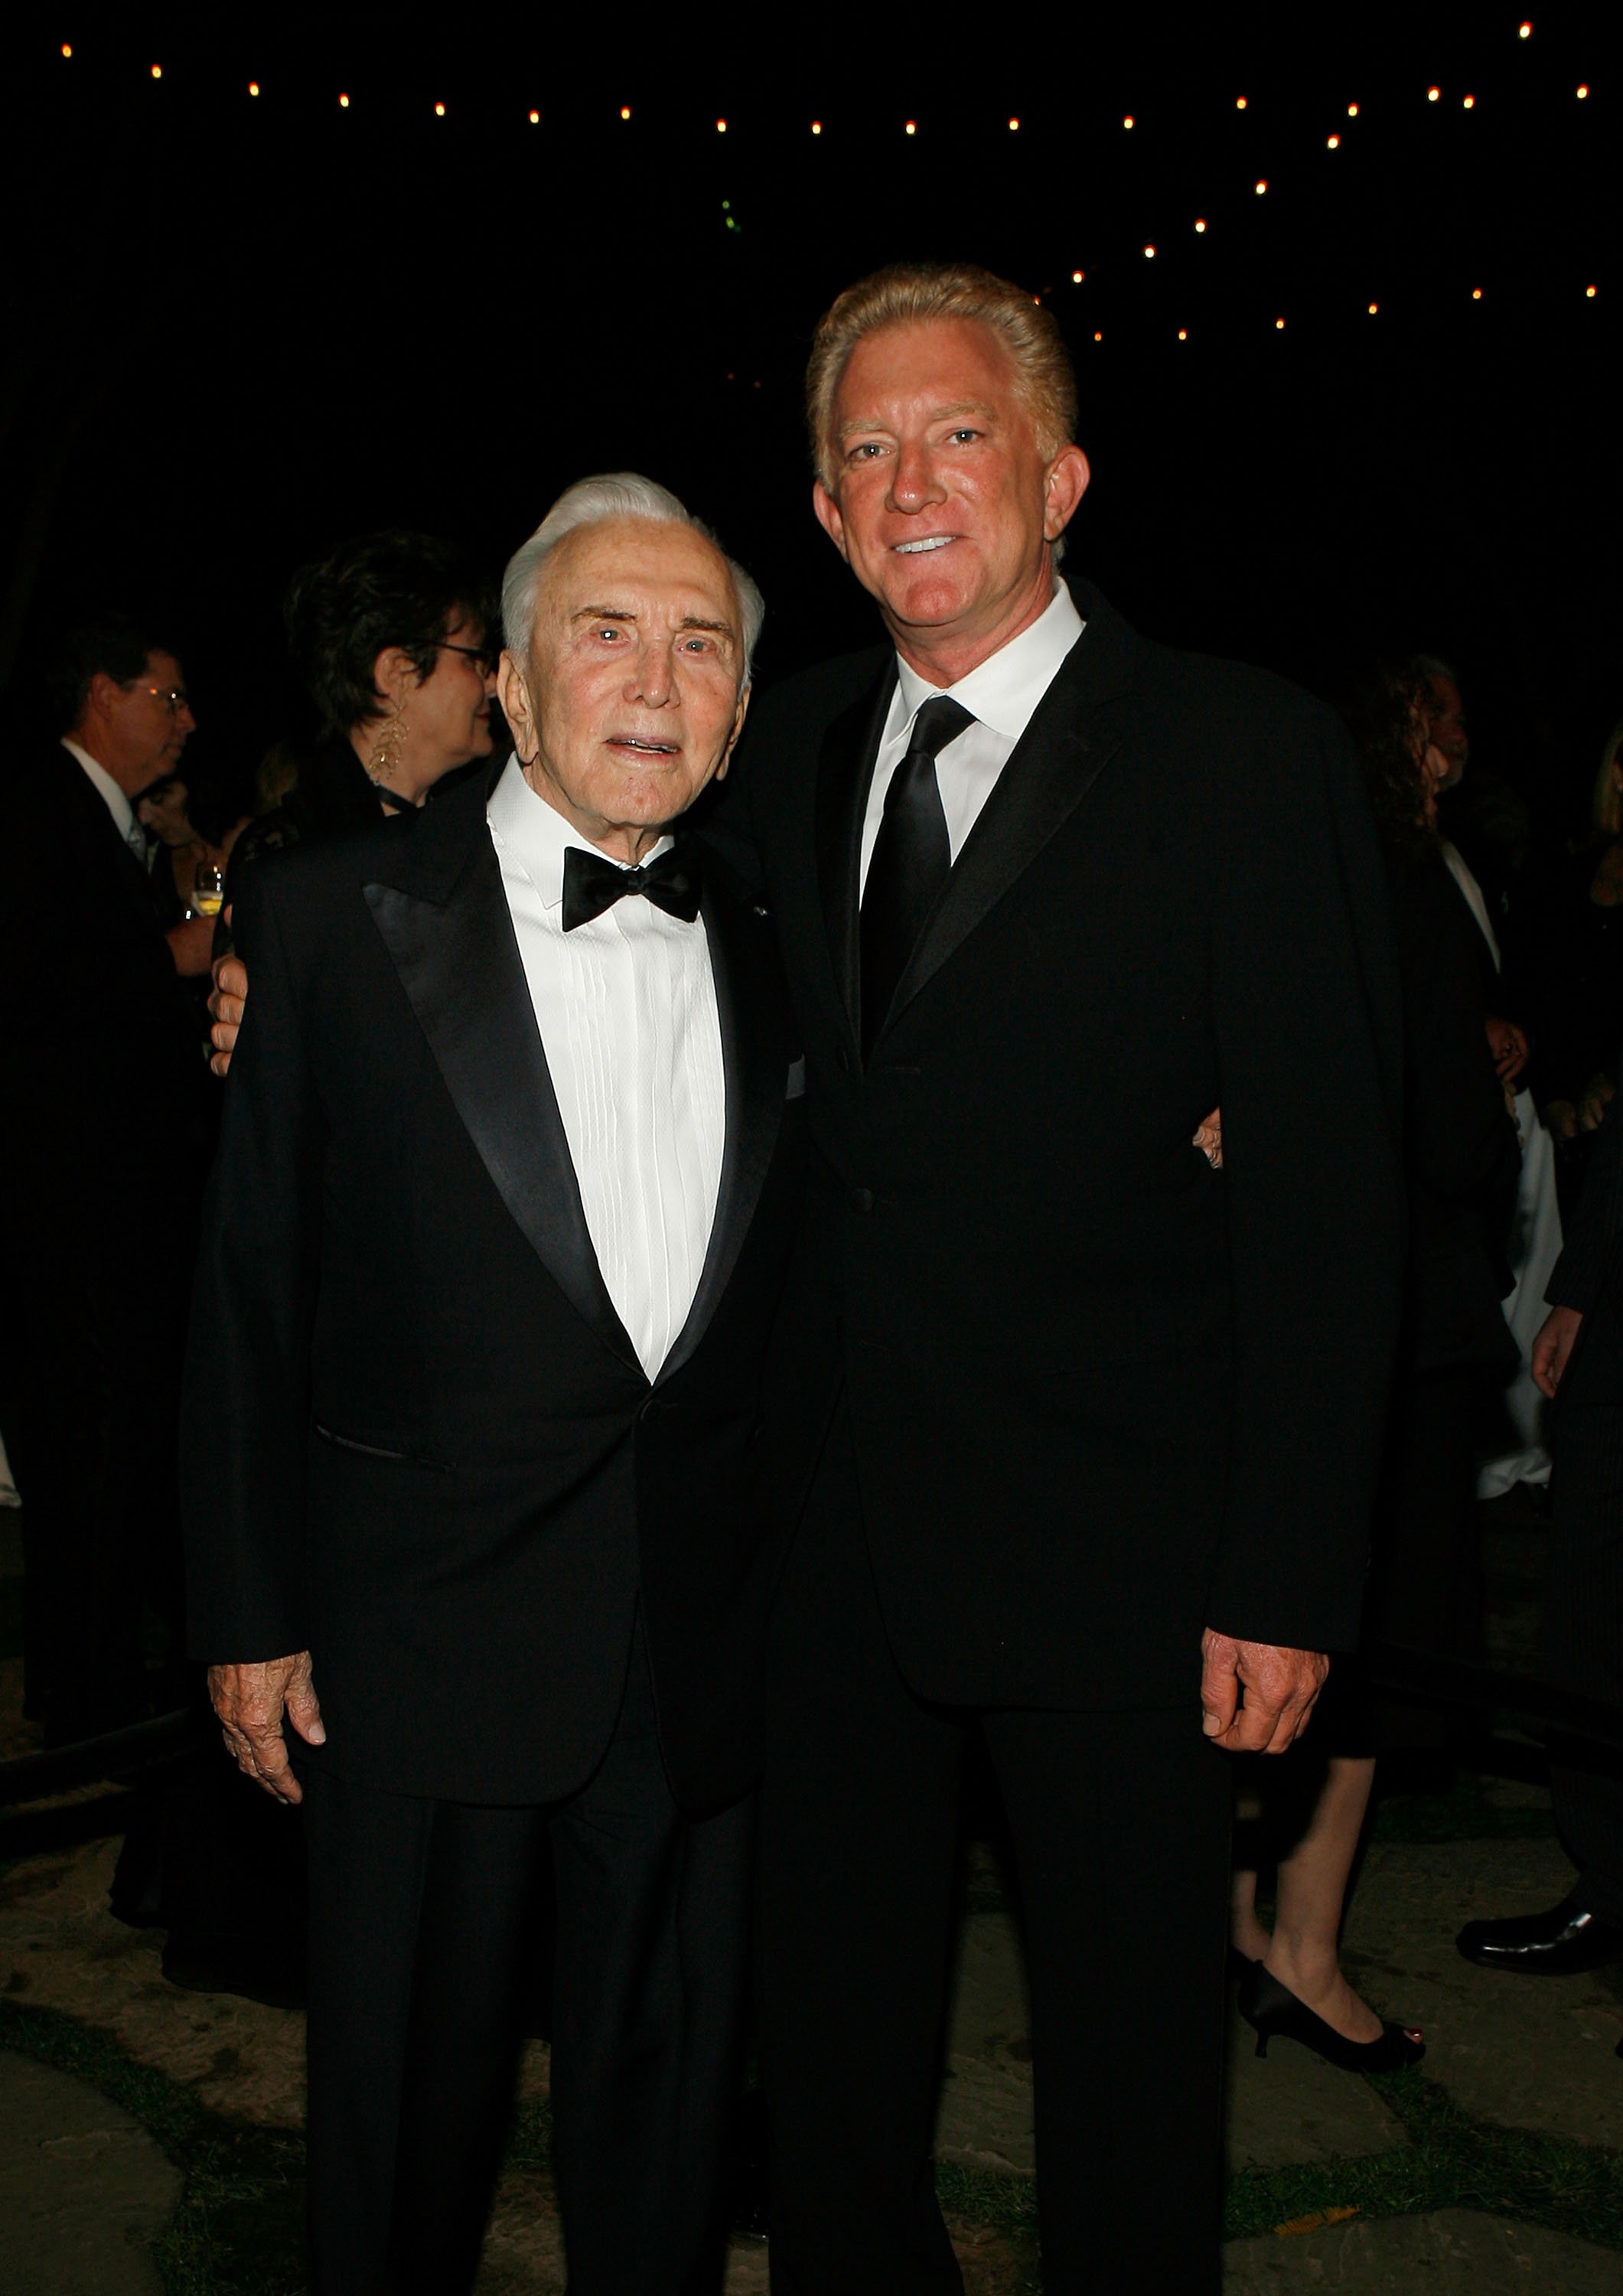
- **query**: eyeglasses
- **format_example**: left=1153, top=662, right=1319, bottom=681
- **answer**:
left=438, top=641, right=497, bottom=677
left=122, top=682, right=191, bottom=714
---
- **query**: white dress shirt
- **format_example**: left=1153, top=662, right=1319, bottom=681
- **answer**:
left=1439, top=837, right=1502, bottom=974
left=63, top=737, right=143, bottom=857
left=486, top=755, right=725, bottom=1381
left=859, top=582, right=1085, bottom=893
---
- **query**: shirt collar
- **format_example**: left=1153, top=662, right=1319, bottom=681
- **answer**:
left=893, top=579, right=1085, bottom=745
left=486, top=752, right=673, bottom=908
left=63, top=737, right=137, bottom=844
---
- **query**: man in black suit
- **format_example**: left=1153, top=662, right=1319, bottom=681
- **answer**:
left=183, top=478, right=803, bottom=2294
left=0, top=615, right=209, bottom=1743
left=728, top=266, right=1404, bottom=2293
left=1458, top=1086, right=1623, bottom=1978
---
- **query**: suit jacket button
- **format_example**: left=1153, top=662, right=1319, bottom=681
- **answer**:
left=850, top=1186, right=874, bottom=1213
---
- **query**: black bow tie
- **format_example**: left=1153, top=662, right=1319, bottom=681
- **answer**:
left=561, top=841, right=703, bottom=933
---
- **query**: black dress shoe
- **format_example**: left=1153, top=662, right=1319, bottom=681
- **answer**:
left=1456, top=1893, right=1623, bottom=1977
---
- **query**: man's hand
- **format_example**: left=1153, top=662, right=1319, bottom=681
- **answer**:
left=207, top=1652, right=324, bottom=1804
left=208, top=938, right=247, bottom=1078
left=1486, top=1016, right=1530, bottom=1087
left=1531, top=1303, right=1584, bottom=1401
left=1199, top=1630, right=1328, bottom=1754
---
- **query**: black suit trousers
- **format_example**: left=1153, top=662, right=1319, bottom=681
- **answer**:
left=1545, top=1401, right=1623, bottom=1917
left=301, top=1626, right=751, bottom=2295
left=757, top=1405, right=1232, bottom=2296
left=5, top=1186, right=192, bottom=1740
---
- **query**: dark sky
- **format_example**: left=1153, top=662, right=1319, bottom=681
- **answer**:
left=2, top=6, right=1615, bottom=827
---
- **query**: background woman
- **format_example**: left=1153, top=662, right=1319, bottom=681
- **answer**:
left=225, top=528, right=500, bottom=890
left=1230, top=666, right=1521, bottom=2070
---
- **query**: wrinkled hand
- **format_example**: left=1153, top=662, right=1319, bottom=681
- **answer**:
left=1486, top=1016, right=1529, bottom=1086
left=1192, top=1107, right=1223, bottom=1169
left=208, top=934, right=246, bottom=1078
left=1579, top=1071, right=1615, bottom=1133
left=1199, top=1630, right=1328, bottom=1754
left=207, top=1652, right=324, bottom=1804
left=1531, top=1303, right=1584, bottom=1401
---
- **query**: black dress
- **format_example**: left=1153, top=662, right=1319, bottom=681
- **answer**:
left=224, top=734, right=390, bottom=895
left=1325, top=846, right=1522, bottom=1753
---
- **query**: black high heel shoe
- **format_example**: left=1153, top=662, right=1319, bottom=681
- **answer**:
left=1237, top=1961, right=1425, bottom=2073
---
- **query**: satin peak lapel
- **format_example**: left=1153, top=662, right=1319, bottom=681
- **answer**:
left=364, top=830, right=641, bottom=1378
left=658, top=887, right=784, bottom=1384
left=814, top=660, right=896, bottom=1037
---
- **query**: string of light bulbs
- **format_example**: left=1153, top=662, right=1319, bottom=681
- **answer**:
left=47, top=28, right=1603, bottom=338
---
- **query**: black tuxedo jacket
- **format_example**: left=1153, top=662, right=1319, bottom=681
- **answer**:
left=1389, top=852, right=1520, bottom=1378
left=182, top=765, right=805, bottom=1812
left=725, top=582, right=1405, bottom=1705
left=0, top=744, right=202, bottom=1197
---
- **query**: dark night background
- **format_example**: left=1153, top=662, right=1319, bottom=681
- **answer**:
left=2, top=5, right=1614, bottom=830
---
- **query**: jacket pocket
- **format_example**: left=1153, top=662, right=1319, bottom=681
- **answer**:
left=313, top=1422, right=448, bottom=1470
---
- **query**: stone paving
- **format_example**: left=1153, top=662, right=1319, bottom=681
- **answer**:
left=3, top=1490, right=1622, bottom=2290
left=0, top=2050, right=180, bottom=2295
left=4, top=1807, right=1621, bottom=2290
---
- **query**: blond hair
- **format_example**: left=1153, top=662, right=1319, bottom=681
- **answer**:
left=1592, top=718, right=1623, bottom=841
left=806, top=262, right=1078, bottom=490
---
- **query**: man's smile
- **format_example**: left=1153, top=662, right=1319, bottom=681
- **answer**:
left=893, top=534, right=958, bottom=555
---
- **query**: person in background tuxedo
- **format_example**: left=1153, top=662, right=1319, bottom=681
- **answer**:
left=1458, top=1081, right=1623, bottom=1981
left=724, top=265, right=1404, bottom=2294
left=183, top=476, right=804, bottom=2295
left=0, top=614, right=211, bottom=1743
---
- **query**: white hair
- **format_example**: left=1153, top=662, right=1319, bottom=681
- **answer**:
left=502, top=471, right=764, bottom=687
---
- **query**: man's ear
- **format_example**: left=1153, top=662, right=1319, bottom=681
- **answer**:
left=812, top=478, right=849, bottom=561
left=496, top=651, right=536, bottom=761
left=1042, top=445, right=1090, bottom=543
left=86, top=669, right=123, bottom=718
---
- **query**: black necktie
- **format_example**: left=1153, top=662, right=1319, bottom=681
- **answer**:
left=860, top=696, right=973, bottom=1055
left=561, top=841, right=702, bottom=932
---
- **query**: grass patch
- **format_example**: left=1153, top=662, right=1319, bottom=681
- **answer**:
left=1223, top=2068, right=1623, bottom=2246
left=940, top=2066, right=1623, bottom=2270
left=2, top=1997, right=306, bottom=2296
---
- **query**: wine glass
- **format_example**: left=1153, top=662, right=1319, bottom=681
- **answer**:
left=191, top=864, right=226, bottom=920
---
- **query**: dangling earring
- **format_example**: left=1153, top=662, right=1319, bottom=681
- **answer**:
left=367, top=699, right=407, bottom=785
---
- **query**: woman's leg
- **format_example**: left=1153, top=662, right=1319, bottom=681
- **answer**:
left=1261, top=1755, right=1382, bottom=2042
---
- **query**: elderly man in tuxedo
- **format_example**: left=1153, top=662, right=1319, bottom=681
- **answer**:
left=725, top=266, right=1406, bottom=2294
left=183, top=477, right=803, bottom=2295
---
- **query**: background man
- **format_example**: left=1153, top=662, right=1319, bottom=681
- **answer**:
left=727, top=265, right=1404, bottom=2293
left=0, top=615, right=210, bottom=1743
left=183, top=477, right=803, bottom=2294
left=1458, top=1089, right=1623, bottom=1984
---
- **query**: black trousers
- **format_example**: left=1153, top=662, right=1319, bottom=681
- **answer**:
left=1546, top=1401, right=1623, bottom=1919
left=758, top=1409, right=1232, bottom=2296
left=301, top=1629, right=751, bottom=2295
